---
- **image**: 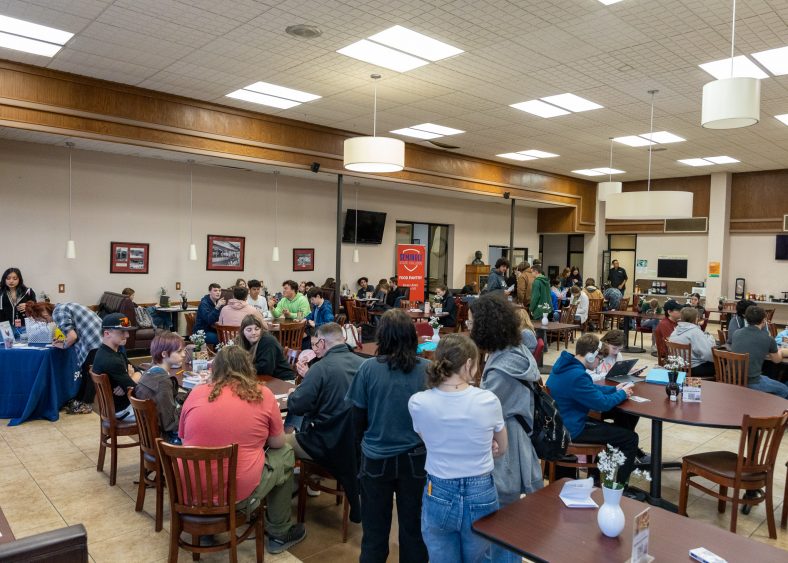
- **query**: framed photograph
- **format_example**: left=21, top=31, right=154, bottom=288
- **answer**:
left=110, top=242, right=149, bottom=274
left=293, top=248, right=314, bottom=271
left=207, top=235, right=245, bottom=271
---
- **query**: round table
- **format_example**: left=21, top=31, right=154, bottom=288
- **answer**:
left=616, top=380, right=788, bottom=510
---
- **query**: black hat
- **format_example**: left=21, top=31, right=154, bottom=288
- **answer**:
left=101, top=313, right=137, bottom=330
left=663, top=299, right=683, bottom=313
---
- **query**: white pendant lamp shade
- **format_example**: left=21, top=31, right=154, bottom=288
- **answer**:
left=702, top=77, right=760, bottom=129
left=597, top=181, right=622, bottom=201
left=272, top=246, right=280, bottom=262
left=343, top=136, right=404, bottom=173
left=188, top=243, right=197, bottom=261
left=606, top=191, right=694, bottom=220
left=65, top=240, right=76, bottom=259
left=353, top=248, right=360, bottom=263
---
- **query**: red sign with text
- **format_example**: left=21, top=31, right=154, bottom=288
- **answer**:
left=396, top=244, right=425, bottom=302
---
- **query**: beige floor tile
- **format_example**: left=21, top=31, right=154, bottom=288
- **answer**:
left=88, top=527, right=172, bottom=563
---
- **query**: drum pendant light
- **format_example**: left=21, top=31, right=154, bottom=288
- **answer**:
left=597, top=138, right=622, bottom=201
left=344, top=74, right=405, bottom=173
left=65, top=142, right=76, bottom=259
left=701, top=0, right=760, bottom=129
left=606, top=91, right=693, bottom=220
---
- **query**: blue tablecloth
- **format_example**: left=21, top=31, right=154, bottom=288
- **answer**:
left=0, top=346, right=79, bottom=426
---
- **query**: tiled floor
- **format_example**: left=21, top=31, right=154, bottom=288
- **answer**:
left=0, top=333, right=786, bottom=562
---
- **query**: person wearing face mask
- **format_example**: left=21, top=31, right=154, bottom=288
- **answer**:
left=546, top=334, right=640, bottom=487
left=134, top=332, right=185, bottom=444
left=238, top=314, right=293, bottom=380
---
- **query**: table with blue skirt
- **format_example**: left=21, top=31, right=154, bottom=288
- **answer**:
left=0, top=346, right=79, bottom=426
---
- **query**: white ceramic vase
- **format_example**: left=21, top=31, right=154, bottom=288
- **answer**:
left=597, top=486, right=626, bottom=538
left=432, top=328, right=441, bottom=342
left=541, top=313, right=549, bottom=325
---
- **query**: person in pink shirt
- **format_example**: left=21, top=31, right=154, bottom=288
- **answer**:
left=218, top=286, right=264, bottom=327
left=179, top=346, right=305, bottom=554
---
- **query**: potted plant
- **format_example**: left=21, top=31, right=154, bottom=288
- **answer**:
left=159, top=286, right=170, bottom=307
left=179, top=290, right=188, bottom=310
left=190, top=330, right=208, bottom=360
left=663, top=355, right=687, bottom=401
left=429, top=316, right=441, bottom=342
left=717, top=295, right=727, bottom=312
left=597, top=444, right=651, bottom=537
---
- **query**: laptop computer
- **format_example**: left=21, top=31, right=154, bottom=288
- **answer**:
left=605, top=359, right=647, bottom=383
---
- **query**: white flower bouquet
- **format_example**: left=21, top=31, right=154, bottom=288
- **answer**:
left=663, top=355, right=687, bottom=372
left=598, top=444, right=651, bottom=490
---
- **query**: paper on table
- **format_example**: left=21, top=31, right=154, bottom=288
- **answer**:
left=274, top=394, right=289, bottom=401
left=559, top=477, right=598, bottom=508
left=629, top=396, right=651, bottom=403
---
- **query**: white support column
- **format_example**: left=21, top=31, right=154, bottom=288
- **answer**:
left=583, top=200, right=607, bottom=285
left=706, top=172, right=732, bottom=307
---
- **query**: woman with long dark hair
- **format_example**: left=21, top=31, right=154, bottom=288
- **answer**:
left=0, top=267, right=37, bottom=329
left=347, top=308, right=428, bottom=563
left=237, top=314, right=292, bottom=379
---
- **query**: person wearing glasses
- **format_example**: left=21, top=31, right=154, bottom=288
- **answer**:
left=91, top=313, right=142, bottom=421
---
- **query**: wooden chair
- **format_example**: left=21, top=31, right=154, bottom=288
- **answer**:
left=352, top=304, right=370, bottom=325
left=344, top=300, right=357, bottom=324
left=549, top=305, right=577, bottom=350
left=399, top=300, right=413, bottom=309
left=717, top=328, right=728, bottom=345
left=297, top=460, right=350, bottom=542
left=414, top=322, right=433, bottom=339
left=678, top=412, right=788, bottom=539
left=585, top=298, right=603, bottom=332
left=764, top=308, right=776, bottom=322
left=455, top=300, right=469, bottom=333
left=334, top=313, right=347, bottom=326
left=90, top=372, right=140, bottom=486
left=276, top=321, right=306, bottom=352
left=665, top=340, right=693, bottom=378
left=699, top=309, right=711, bottom=332
left=185, top=312, right=196, bottom=336
left=781, top=460, right=788, bottom=528
left=533, top=337, right=545, bottom=366
left=546, top=443, right=606, bottom=483
left=128, top=392, right=165, bottom=531
left=215, top=324, right=240, bottom=345
left=633, top=314, right=653, bottom=349
left=711, top=348, right=749, bottom=386
left=767, top=322, right=777, bottom=338
left=157, top=440, right=264, bottom=563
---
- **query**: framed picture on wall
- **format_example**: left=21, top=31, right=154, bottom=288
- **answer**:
left=207, top=235, right=245, bottom=271
left=293, top=248, right=314, bottom=271
left=110, top=242, right=149, bottom=274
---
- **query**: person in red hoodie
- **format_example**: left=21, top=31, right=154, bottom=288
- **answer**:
left=218, top=286, right=264, bottom=327
left=653, top=299, right=682, bottom=361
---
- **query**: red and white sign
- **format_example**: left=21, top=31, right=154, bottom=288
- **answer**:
left=396, top=244, right=425, bottom=302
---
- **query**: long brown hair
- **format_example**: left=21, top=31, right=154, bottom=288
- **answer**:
left=238, top=314, right=268, bottom=352
left=208, top=346, right=263, bottom=403
left=426, top=334, right=479, bottom=388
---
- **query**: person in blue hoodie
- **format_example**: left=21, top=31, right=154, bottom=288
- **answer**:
left=546, top=333, right=640, bottom=485
left=193, top=283, right=225, bottom=345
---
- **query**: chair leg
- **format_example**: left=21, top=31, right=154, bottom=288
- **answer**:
left=717, top=486, right=727, bottom=513
left=547, top=461, right=556, bottom=483
left=678, top=463, right=690, bottom=516
left=765, top=476, right=777, bottom=539
left=729, top=487, right=740, bottom=534
left=96, top=432, right=107, bottom=473
left=296, top=466, right=308, bottom=524
left=782, top=470, right=788, bottom=528
left=192, top=536, right=200, bottom=560
left=135, top=454, right=146, bottom=512
left=109, top=434, right=118, bottom=486
left=255, top=509, right=264, bottom=563
left=168, top=519, right=181, bottom=563
left=155, top=471, right=164, bottom=532
left=342, top=494, right=350, bottom=543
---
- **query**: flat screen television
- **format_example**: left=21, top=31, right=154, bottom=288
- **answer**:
left=342, top=209, right=387, bottom=244
left=776, top=235, right=788, bottom=260
left=657, top=258, right=688, bottom=279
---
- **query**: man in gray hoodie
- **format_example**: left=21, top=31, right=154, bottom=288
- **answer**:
left=668, top=307, right=716, bottom=378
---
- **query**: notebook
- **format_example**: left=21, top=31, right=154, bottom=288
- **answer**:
left=645, top=368, right=686, bottom=385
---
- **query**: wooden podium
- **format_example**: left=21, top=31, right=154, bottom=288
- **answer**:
left=465, top=264, right=489, bottom=292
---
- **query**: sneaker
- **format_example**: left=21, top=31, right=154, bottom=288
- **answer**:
left=307, top=486, right=321, bottom=497
left=266, top=523, right=306, bottom=554
left=636, top=452, right=651, bottom=465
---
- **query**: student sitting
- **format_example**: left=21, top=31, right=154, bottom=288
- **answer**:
left=583, top=278, right=604, bottom=301
left=193, top=283, right=226, bottom=345
left=593, top=330, right=625, bottom=376
left=603, top=282, right=622, bottom=311
left=238, top=315, right=293, bottom=380
left=356, top=277, right=373, bottom=299
left=134, top=332, right=184, bottom=444
left=731, top=306, right=787, bottom=398
left=218, top=285, right=264, bottom=326
left=91, top=313, right=142, bottom=421
left=689, top=292, right=706, bottom=318
left=269, top=280, right=311, bottom=320
left=570, top=285, right=589, bottom=326
left=549, top=278, right=562, bottom=320
left=725, top=299, right=763, bottom=345
left=639, top=298, right=662, bottom=330
left=514, top=308, right=538, bottom=354
left=305, top=287, right=334, bottom=329
left=668, top=307, right=716, bottom=378
left=247, top=279, right=270, bottom=318
left=434, top=284, right=456, bottom=328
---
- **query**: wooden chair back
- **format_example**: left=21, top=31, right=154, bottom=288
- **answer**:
left=353, top=304, right=369, bottom=324
left=533, top=337, right=545, bottom=365
left=767, top=322, right=777, bottom=338
left=344, top=299, right=357, bottom=324
left=717, top=328, right=727, bottom=344
left=214, top=324, right=239, bottom=345
left=90, top=371, right=118, bottom=430
left=631, top=295, right=641, bottom=312
left=559, top=304, right=577, bottom=324
left=665, top=340, right=693, bottom=378
left=736, top=412, right=788, bottom=481
left=129, top=393, right=160, bottom=462
left=587, top=298, right=603, bottom=322
left=764, top=308, right=776, bottom=322
left=184, top=312, right=196, bottom=336
left=399, top=300, right=413, bottom=309
left=276, top=321, right=306, bottom=351
left=455, top=300, right=469, bottom=333
left=617, top=297, right=630, bottom=311
left=711, top=348, right=748, bottom=386
left=334, top=313, right=347, bottom=326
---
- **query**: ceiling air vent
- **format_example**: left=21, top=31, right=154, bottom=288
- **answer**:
left=784, top=215, right=788, bottom=231
left=664, top=217, right=708, bottom=233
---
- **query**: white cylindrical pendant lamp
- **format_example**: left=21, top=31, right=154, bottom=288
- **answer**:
left=272, top=246, right=280, bottom=262
left=65, top=240, right=76, bottom=259
left=344, top=137, right=404, bottom=173
left=188, top=243, right=197, bottom=261
left=353, top=248, right=360, bottom=263
left=701, top=77, right=760, bottom=129
left=597, top=181, right=622, bottom=201
left=606, top=191, right=694, bottom=220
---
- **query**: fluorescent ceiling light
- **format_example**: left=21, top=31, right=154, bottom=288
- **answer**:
left=572, top=169, right=606, bottom=177
left=498, top=153, right=538, bottom=161
left=519, top=149, right=559, bottom=158
left=698, top=55, right=769, bottom=80
left=338, top=39, right=429, bottom=72
left=592, top=167, right=625, bottom=174
left=640, top=131, right=685, bottom=143
left=598, top=0, right=625, bottom=4
left=390, top=127, right=442, bottom=140
left=244, top=81, right=320, bottom=103
left=368, top=25, right=462, bottom=62
left=226, top=89, right=301, bottom=109
left=703, top=155, right=739, bottom=164
left=540, top=93, right=603, bottom=112
left=752, top=46, right=788, bottom=76
left=0, top=15, right=73, bottom=44
left=678, top=158, right=714, bottom=167
left=0, top=31, right=61, bottom=56
left=776, top=114, right=788, bottom=125
left=510, top=100, right=570, bottom=118
left=613, top=135, right=655, bottom=147
left=410, top=123, right=464, bottom=136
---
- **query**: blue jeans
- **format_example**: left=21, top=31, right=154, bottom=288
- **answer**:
left=748, top=375, right=788, bottom=398
left=421, top=473, right=498, bottom=563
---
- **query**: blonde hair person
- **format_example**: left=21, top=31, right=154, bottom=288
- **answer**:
left=408, top=334, right=507, bottom=562
left=514, top=308, right=538, bottom=354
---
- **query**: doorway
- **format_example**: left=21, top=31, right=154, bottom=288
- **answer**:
left=396, top=221, right=449, bottom=300
left=605, top=234, right=637, bottom=297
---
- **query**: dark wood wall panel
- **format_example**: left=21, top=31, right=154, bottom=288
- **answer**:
left=730, top=169, right=788, bottom=232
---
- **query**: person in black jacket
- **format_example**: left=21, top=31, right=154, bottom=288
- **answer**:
left=385, top=276, right=408, bottom=308
left=0, top=267, right=36, bottom=331
left=238, top=315, right=293, bottom=380
left=434, top=285, right=457, bottom=328
left=192, top=283, right=225, bottom=345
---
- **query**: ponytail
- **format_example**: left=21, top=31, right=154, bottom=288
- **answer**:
left=425, top=334, right=479, bottom=388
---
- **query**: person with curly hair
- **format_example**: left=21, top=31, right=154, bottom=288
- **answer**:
left=179, top=346, right=306, bottom=554
left=347, top=308, right=429, bottom=563
left=408, top=334, right=507, bottom=563
left=467, top=293, right=542, bottom=562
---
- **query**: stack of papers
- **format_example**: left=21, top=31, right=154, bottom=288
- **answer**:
left=181, top=374, right=203, bottom=389
left=559, top=478, right=598, bottom=508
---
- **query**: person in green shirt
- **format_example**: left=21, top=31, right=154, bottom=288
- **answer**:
left=269, top=280, right=311, bottom=319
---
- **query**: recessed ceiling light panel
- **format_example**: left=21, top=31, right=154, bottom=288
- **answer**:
left=338, top=39, right=429, bottom=72
left=703, top=155, right=739, bottom=164
left=640, top=131, right=685, bottom=143
left=368, top=25, right=462, bottom=62
left=592, top=167, right=625, bottom=174
left=498, top=153, right=538, bottom=161
left=244, top=81, right=320, bottom=103
left=678, top=158, right=714, bottom=167
left=519, top=149, right=559, bottom=158
left=0, top=32, right=61, bottom=56
left=698, top=55, right=769, bottom=80
left=226, top=89, right=301, bottom=109
left=0, top=15, right=73, bottom=44
left=411, top=123, right=464, bottom=136
left=751, top=46, right=788, bottom=76
left=390, top=127, right=442, bottom=140
left=540, top=93, right=603, bottom=112
left=572, top=169, right=606, bottom=177
left=598, top=0, right=625, bottom=4
left=613, top=135, right=655, bottom=147
left=510, top=100, right=570, bottom=118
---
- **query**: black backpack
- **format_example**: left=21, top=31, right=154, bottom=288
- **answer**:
left=514, top=380, right=570, bottom=461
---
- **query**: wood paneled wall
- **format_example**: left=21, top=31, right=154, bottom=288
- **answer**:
left=730, top=170, right=788, bottom=233
left=0, top=59, right=597, bottom=231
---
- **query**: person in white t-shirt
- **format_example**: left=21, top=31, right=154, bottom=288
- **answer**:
left=408, top=334, right=507, bottom=563
left=246, top=279, right=270, bottom=318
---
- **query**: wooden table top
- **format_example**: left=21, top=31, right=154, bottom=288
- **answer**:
left=601, top=310, right=656, bottom=319
left=617, top=380, right=788, bottom=429
left=536, top=321, right=580, bottom=331
left=368, top=310, right=448, bottom=320
left=472, top=478, right=787, bottom=563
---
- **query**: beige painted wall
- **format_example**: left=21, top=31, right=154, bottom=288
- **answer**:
left=635, top=234, right=709, bottom=282
left=0, top=140, right=539, bottom=305
left=727, top=235, right=788, bottom=299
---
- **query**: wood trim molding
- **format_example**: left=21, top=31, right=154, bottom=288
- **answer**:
left=0, top=59, right=597, bottom=231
